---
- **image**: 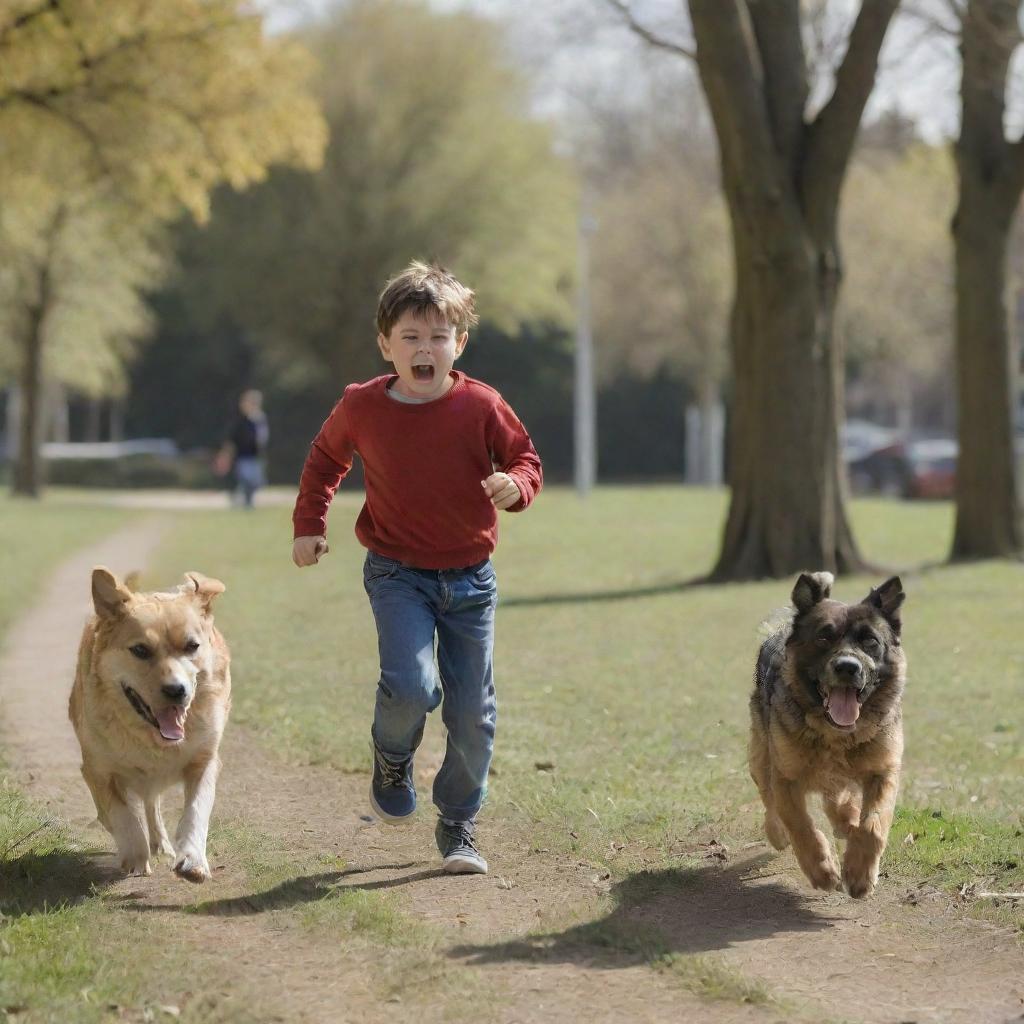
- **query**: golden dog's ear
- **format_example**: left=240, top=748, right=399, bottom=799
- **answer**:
left=92, top=567, right=133, bottom=619
left=183, top=571, right=226, bottom=613
left=791, top=571, right=834, bottom=614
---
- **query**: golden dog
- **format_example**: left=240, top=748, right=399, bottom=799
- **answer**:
left=69, top=567, right=230, bottom=882
left=749, top=571, right=906, bottom=898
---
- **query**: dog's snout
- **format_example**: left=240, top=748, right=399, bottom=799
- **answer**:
left=161, top=682, right=188, bottom=703
left=833, top=655, right=862, bottom=681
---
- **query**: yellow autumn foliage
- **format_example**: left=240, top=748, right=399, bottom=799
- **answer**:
left=0, top=0, right=326, bottom=220
left=0, top=0, right=327, bottom=405
left=0, top=177, right=166, bottom=396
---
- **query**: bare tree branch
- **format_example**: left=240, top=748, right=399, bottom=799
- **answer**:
left=17, top=93, right=115, bottom=181
left=0, top=0, right=58, bottom=42
left=746, top=1, right=806, bottom=175
left=604, top=0, right=697, bottom=60
left=0, top=16, right=237, bottom=105
left=900, top=0, right=964, bottom=36
left=689, top=0, right=788, bottom=217
left=52, top=0, right=94, bottom=72
left=800, top=0, right=901, bottom=238
left=959, top=0, right=1022, bottom=201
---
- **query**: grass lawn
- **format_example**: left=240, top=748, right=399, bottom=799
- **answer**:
left=0, top=493, right=136, bottom=633
left=0, top=495, right=199, bottom=1022
left=148, top=487, right=1023, bottom=915
left=2, top=485, right=1021, bottom=1023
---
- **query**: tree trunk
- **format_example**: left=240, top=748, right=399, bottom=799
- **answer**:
left=711, top=228, right=864, bottom=579
left=11, top=305, right=45, bottom=497
left=11, top=205, right=63, bottom=498
left=951, top=0, right=1023, bottom=559
left=689, top=0, right=896, bottom=581
left=951, top=185, right=1022, bottom=557
left=5, top=386, right=21, bottom=460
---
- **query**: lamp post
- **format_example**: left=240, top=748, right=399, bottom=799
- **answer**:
left=575, top=201, right=598, bottom=497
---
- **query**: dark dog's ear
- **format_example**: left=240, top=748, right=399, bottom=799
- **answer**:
left=92, top=566, right=133, bottom=619
left=183, top=571, right=225, bottom=614
left=864, top=576, right=905, bottom=635
left=792, top=571, right=834, bottom=614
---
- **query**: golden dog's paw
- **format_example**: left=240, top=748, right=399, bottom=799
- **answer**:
left=120, top=856, right=152, bottom=877
left=842, top=854, right=880, bottom=899
left=843, top=870, right=875, bottom=899
left=150, top=837, right=175, bottom=858
left=806, top=858, right=842, bottom=891
left=843, top=833, right=882, bottom=898
left=173, top=850, right=210, bottom=884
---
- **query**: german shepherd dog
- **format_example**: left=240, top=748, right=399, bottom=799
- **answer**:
left=69, top=567, right=230, bottom=882
left=749, top=572, right=906, bottom=898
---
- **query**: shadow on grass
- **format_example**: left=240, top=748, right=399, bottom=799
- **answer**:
left=498, top=554, right=1008, bottom=610
left=449, top=857, right=838, bottom=969
left=500, top=574, right=711, bottom=609
left=135, top=861, right=443, bottom=916
left=0, top=849, right=122, bottom=916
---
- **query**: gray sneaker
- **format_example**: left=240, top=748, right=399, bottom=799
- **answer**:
left=435, top=817, right=488, bottom=874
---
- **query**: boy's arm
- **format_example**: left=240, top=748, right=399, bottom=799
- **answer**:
left=292, top=399, right=356, bottom=541
left=486, top=397, right=542, bottom=513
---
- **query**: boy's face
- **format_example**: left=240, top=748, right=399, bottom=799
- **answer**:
left=378, top=308, right=468, bottom=401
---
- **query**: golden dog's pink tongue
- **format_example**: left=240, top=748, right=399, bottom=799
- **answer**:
left=157, top=707, right=186, bottom=741
left=827, top=686, right=860, bottom=727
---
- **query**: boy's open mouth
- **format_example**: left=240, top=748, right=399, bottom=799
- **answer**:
left=412, top=364, right=435, bottom=382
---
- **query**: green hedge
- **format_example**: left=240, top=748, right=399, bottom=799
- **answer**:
left=40, top=452, right=224, bottom=489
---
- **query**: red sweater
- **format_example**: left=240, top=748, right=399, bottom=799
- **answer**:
left=292, top=371, right=543, bottom=569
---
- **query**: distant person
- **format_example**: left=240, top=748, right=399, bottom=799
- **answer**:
left=290, top=262, right=542, bottom=875
left=216, top=389, right=269, bottom=508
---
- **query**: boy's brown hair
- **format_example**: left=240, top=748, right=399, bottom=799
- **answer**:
left=376, top=261, right=479, bottom=336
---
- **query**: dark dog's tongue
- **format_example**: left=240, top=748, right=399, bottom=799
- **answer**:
left=156, top=706, right=186, bottom=741
left=828, top=686, right=860, bottom=727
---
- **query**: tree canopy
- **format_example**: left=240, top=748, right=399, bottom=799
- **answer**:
left=0, top=179, right=166, bottom=396
left=0, top=0, right=327, bottom=494
left=841, top=141, right=955, bottom=428
left=163, top=0, right=577, bottom=394
left=0, top=0, right=326, bottom=219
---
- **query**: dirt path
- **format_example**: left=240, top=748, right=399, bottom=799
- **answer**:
left=2, top=522, right=1022, bottom=1024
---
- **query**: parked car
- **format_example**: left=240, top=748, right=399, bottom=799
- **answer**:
left=842, top=419, right=899, bottom=464
left=847, top=441, right=908, bottom=497
left=848, top=437, right=957, bottom=500
left=903, top=439, right=957, bottom=500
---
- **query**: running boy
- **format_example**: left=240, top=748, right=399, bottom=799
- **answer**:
left=291, top=262, right=542, bottom=874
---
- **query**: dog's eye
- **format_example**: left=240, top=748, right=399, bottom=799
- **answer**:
left=183, top=639, right=200, bottom=654
left=129, top=644, right=152, bottom=660
left=815, top=630, right=836, bottom=646
left=861, top=635, right=881, bottom=653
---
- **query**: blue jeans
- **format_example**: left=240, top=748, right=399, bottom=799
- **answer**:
left=233, top=456, right=264, bottom=508
left=362, top=551, right=498, bottom=822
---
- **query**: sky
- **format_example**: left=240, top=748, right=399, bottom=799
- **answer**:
left=257, top=0, right=1024, bottom=144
